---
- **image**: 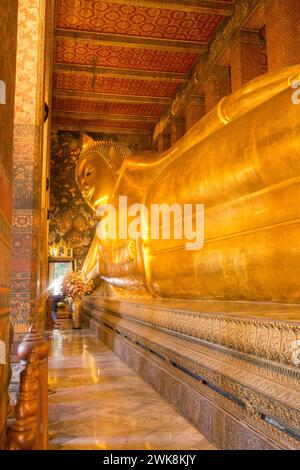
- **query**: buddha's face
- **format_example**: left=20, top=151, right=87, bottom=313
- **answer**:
left=77, top=152, right=116, bottom=211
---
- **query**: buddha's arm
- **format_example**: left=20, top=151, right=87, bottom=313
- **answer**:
left=120, top=65, right=300, bottom=190
left=81, top=235, right=99, bottom=282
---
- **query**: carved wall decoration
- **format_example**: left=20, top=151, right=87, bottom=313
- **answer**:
left=84, top=297, right=300, bottom=366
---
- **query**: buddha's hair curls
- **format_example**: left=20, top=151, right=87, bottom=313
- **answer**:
left=75, top=135, right=133, bottom=184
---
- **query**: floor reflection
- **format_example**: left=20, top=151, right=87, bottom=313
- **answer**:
left=48, top=328, right=216, bottom=450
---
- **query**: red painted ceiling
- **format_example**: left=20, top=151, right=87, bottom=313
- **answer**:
left=52, top=0, right=235, bottom=135
left=56, top=1, right=224, bottom=42
left=54, top=71, right=179, bottom=97
left=55, top=38, right=198, bottom=73
left=53, top=97, right=166, bottom=116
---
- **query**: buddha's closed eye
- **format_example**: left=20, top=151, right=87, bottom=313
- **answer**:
left=85, top=169, right=94, bottom=178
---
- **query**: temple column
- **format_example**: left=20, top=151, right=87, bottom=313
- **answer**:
left=11, top=0, right=47, bottom=335
left=185, top=96, right=205, bottom=131
left=231, top=30, right=265, bottom=92
left=0, top=0, right=18, bottom=450
left=170, top=118, right=185, bottom=146
left=204, top=66, right=231, bottom=113
left=157, top=132, right=171, bottom=152
left=265, top=0, right=300, bottom=71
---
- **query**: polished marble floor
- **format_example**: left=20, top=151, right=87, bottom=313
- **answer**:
left=48, top=328, right=216, bottom=450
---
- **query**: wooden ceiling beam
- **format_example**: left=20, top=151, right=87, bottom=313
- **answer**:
left=55, top=29, right=208, bottom=54
left=54, top=63, right=187, bottom=83
left=51, top=122, right=152, bottom=135
left=52, top=111, right=159, bottom=122
left=53, top=91, right=172, bottom=105
left=100, top=0, right=234, bottom=16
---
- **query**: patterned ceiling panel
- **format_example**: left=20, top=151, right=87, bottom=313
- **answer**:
left=56, top=0, right=224, bottom=42
left=53, top=97, right=166, bottom=116
left=54, top=72, right=179, bottom=97
left=53, top=1, right=236, bottom=134
left=55, top=38, right=198, bottom=73
left=52, top=115, right=154, bottom=130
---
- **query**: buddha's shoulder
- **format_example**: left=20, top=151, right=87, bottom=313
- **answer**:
left=125, top=150, right=162, bottom=166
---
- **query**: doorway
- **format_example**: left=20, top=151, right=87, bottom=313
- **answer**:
left=48, top=260, right=74, bottom=296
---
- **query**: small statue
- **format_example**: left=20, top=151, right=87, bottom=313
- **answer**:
left=76, top=66, right=300, bottom=303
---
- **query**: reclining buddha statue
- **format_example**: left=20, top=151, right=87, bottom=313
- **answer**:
left=76, top=65, right=300, bottom=303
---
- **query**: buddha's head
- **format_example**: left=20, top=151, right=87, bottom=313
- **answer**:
left=76, top=135, right=132, bottom=212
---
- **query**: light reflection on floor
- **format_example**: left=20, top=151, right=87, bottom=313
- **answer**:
left=48, top=328, right=216, bottom=450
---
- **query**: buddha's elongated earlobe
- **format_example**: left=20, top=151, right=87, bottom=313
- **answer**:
left=109, top=145, right=124, bottom=171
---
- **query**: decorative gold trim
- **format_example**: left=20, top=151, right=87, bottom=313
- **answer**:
left=83, top=297, right=300, bottom=366
left=82, top=306, right=300, bottom=449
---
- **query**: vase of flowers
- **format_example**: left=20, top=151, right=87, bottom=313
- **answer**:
left=61, top=272, right=93, bottom=329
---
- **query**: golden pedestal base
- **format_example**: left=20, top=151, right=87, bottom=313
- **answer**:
left=81, top=296, right=300, bottom=450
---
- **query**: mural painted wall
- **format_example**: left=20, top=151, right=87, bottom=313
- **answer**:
left=0, top=0, right=18, bottom=449
left=49, top=131, right=96, bottom=269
